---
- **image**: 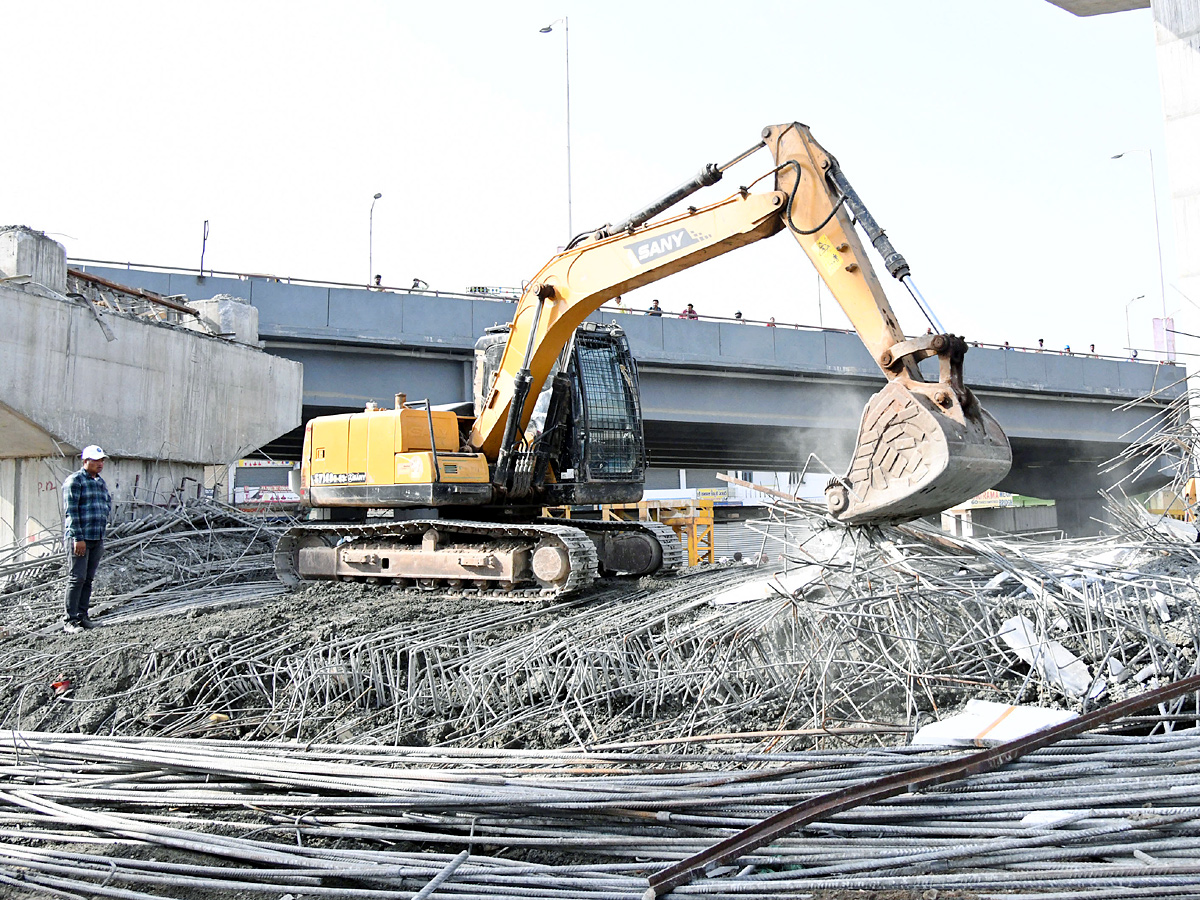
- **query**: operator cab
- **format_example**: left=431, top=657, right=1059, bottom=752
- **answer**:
left=473, top=322, right=646, bottom=507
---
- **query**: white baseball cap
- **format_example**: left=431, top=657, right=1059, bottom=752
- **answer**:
left=81, top=445, right=108, bottom=460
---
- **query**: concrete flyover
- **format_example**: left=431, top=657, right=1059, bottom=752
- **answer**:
left=77, top=265, right=1187, bottom=535
left=0, top=234, right=302, bottom=548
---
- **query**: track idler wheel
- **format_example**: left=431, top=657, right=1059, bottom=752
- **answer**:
left=532, top=541, right=572, bottom=589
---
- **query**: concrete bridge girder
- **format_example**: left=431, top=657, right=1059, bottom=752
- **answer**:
left=260, top=341, right=1177, bottom=505
left=0, top=281, right=302, bottom=464
left=77, top=266, right=1187, bottom=516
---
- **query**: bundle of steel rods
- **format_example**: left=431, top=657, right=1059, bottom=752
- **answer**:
left=0, top=729, right=1198, bottom=898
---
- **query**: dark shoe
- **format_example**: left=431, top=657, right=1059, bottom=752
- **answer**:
left=63, top=621, right=84, bottom=634
left=79, top=618, right=95, bottom=630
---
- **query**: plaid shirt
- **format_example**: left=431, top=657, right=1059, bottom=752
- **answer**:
left=62, top=468, right=112, bottom=542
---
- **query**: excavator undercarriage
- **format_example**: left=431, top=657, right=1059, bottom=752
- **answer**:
left=275, top=518, right=682, bottom=600
left=276, top=325, right=684, bottom=599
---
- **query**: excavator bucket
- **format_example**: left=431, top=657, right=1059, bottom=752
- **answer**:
left=826, top=380, right=1012, bottom=525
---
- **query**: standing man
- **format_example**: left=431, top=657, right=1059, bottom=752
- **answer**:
left=62, top=445, right=112, bottom=633
left=646, top=299, right=662, bottom=316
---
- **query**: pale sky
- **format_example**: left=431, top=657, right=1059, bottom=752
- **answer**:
left=6, top=0, right=1176, bottom=359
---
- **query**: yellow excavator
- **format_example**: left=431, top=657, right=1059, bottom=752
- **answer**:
left=277, top=122, right=1011, bottom=598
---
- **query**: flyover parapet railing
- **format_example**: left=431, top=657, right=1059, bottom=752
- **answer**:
left=592, top=300, right=1171, bottom=365
left=68, top=258, right=519, bottom=305
left=69, top=258, right=1173, bottom=367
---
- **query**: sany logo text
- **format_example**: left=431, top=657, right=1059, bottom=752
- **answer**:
left=625, top=229, right=699, bottom=266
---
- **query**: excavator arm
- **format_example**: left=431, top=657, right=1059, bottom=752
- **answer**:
left=471, top=122, right=1010, bottom=524
left=470, top=188, right=787, bottom=459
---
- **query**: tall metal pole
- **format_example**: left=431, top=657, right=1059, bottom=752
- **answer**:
left=1147, top=148, right=1167, bottom=322
left=200, top=220, right=209, bottom=277
left=1125, top=293, right=1144, bottom=356
left=540, top=17, right=572, bottom=239
left=369, top=192, right=382, bottom=284
left=1113, top=150, right=1167, bottom=320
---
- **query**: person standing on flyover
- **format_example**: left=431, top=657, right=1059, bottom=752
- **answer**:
left=61, top=445, right=112, bottom=633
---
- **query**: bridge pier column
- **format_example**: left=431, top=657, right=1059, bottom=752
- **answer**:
left=1053, top=496, right=1107, bottom=539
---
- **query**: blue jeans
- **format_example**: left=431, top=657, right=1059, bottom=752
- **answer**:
left=65, top=539, right=104, bottom=622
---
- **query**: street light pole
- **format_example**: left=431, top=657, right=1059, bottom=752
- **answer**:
left=1112, top=150, right=1167, bottom=322
left=1148, top=148, right=1166, bottom=323
left=539, top=17, right=572, bottom=239
left=369, top=192, right=382, bottom=285
left=1125, top=293, right=1145, bottom=356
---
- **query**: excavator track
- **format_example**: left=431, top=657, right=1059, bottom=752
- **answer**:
left=633, top=521, right=686, bottom=573
left=542, top=519, right=684, bottom=576
left=274, top=519, right=598, bottom=602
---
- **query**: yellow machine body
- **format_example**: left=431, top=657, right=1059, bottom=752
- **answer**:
left=301, top=406, right=492, bottom=508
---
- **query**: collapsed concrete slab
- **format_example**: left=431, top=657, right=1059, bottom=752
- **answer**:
left=0, top=228, right=302, bottom=546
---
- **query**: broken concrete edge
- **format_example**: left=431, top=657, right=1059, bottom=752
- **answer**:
left=0, top=226, right=67, bottom=294
left=644, top=670, right=1200, bottom=898
left=0, top=229, right=258, bottom=347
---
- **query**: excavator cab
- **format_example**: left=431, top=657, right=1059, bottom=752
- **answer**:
left=563, top=326, right=647, bottom=486
left=474, top=322, right=647, bottom=508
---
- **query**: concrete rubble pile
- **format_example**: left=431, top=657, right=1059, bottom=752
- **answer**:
left=1, top=479, right=1200, bottom=750
left=5, top=506, right=1195, bottom=750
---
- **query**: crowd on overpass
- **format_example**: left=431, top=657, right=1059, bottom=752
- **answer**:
left=599, top=298, right=1165, bottom=363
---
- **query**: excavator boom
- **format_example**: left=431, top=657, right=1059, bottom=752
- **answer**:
left=473, top=122, right=1010, bottom=524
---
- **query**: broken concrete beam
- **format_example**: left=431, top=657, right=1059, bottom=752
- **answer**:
left=0, top=226, right=66, bottom=294
left=188, top=294, right=262, bottom=347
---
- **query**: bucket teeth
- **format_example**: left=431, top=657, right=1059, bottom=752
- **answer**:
left=827, top=382, right=1011, bottom=525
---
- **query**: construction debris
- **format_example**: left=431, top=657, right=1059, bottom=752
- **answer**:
left=1, top=383, right=1200, bottom=896
left=0, top=501, right=284, bottom=632
left=2, top=484, right=1200, bottom=749
left=646, top=671, right=1200, bottom=898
